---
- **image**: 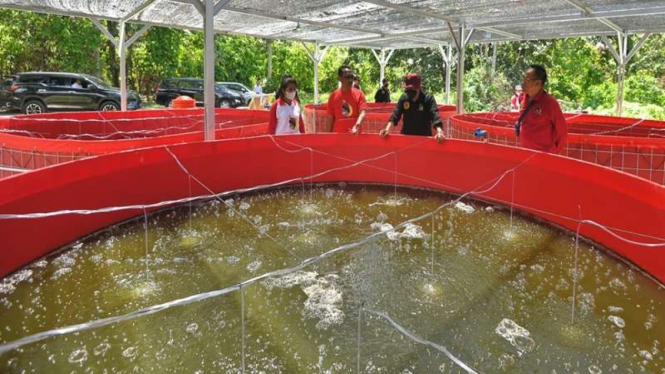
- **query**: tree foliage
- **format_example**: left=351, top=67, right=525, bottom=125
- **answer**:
left=1, top=9, right=664, bottom=118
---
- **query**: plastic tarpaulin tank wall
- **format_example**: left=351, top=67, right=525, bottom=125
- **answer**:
left=0, top=108, right=270, bottom=178
left=0, top=134, right=663, bottom=284
left=451, top=112, right=665, bottom=185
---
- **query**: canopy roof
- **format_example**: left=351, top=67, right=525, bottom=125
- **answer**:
left=1, top=0, right=664, bottom=49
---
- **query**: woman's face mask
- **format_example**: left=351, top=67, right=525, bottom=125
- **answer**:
left=284, top=90, right=296, bottom=100
left=406, top=89, right=418, bottom=100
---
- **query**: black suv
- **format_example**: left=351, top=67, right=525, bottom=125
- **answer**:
left=0, top=75, right=17, bottom=110
left=7, top=72, right=142, bottom=114
left=156, top=78, right=246, bottom=108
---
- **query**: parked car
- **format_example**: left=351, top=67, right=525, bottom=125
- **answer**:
left=6, top=72, right=141, bottom=114
left=0, top=75, right=18, bottom=110
left=216, top=82, right=254, bottom=105
left=155, top=78, right=246, bottom=108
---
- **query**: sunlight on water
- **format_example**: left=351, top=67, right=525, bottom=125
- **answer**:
left=298, top=201, right=320, bottom=216
left=1, top=185, right=663, bottom=373
left=503, top=229, right=517, bottom=240
left=178, top=234, right=202, bottom=250
left=129, top=280, right=161, bottom=299
left=421, top=282, right=443, bottom=297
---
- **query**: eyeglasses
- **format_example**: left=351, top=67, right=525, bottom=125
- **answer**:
left=523, top=77, right=540, bottom=82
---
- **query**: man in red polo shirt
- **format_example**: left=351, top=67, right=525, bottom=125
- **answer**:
left=326, top=65, right=367, bottom=133
left=516, top=65, right=567, bottom=154
left=510, top=84, right=522, bottom=111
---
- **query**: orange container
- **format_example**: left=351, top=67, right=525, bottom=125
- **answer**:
left=172, top=95, right=196, bottom=109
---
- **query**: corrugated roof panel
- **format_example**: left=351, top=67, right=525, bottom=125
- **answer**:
left=138, top=1, right=202, bottom=28
left=585, top=0, right=665, bottom=13
left=315, top=8, right=443, bottom=34
left=228, top=0, right=366, bottom=19
left=0, top=0, right=663, bottom=48
left=612, top=14, right=665, bottom=33
left=384, top=0, right=579, bottom=24
left=0, top=0, right=146, bottom=19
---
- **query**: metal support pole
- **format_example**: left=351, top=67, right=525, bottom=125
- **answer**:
left=203, top=0, right=216, bottom=141
left=491, top=42, right=498, bottom=76
left=445, top=45, right=453, bottom=105
left=617, top=33, right=627, bottom=116
left=602, top=32, right=650, bottom=117
left=371, top=48, right=394, bottom=86
left=267, top=40, right=273, bottom=82
left=92, top=18, right=149, bottom=112
left=314, top=58, right=320, bottom=104
left=456, top=25, right=466, bottom=114
left=616, top=64, right=625, bottom=116
left=302, top=42, right=328, bottom=105
left=380, top=49, right=386, bottom=83
left=438, top=44, right=454, bottom=105
left=119, top=21, right=127, bottom=111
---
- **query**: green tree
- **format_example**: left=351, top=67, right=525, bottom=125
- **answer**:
left=1, top=11, right=664, bottom=118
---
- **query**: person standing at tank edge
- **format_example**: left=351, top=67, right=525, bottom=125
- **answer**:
left=379, top=73, right=445, bottom=143
left=374, top=78, right=391, bottom=103
left=326, top=65, right=367, bottom=133
left=510, top=84, right=523, bottom=111
left=268, top=76, right=305, bottom=135
left=515, top=65, right=567, bottom=153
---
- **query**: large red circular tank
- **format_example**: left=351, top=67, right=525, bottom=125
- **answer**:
left=0, top=108, right=270, bottom=178
left=0, top=134, right=663, bottom=284
left=451, top=112, right=665, bottom=184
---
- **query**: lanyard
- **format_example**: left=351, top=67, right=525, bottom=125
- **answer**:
left=514, top=98, right=537, bottom=137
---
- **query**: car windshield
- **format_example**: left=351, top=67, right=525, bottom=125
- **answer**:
left=216, top=83, right=243, bottom=91
left=83, top=75, right=113, bottom=90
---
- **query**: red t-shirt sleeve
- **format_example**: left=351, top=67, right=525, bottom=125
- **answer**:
left=357, top=90, right=368, bottom=112
left=268, top=101, right=278, bottom=134
left=327, top=92, right=336, bottom=118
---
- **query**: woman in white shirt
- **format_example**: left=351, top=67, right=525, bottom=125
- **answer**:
left=253, top=79, right=263, bottom=95
left=268, top=76, right=305, bottom=134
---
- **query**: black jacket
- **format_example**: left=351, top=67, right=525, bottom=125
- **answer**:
left=389, top=91, right=442, bottom=136
left=374, top=87, right=391, bottom=103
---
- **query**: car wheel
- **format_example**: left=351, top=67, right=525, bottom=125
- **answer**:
left=218, top=99, right=232, bottom=108
left=100, top=101, right=120, bottom=111
left=22, top=100, right=46, bottom=115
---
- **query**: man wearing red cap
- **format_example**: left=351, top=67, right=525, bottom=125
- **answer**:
left=326, top=65, right=368, bottom=133
left=379, top=73, right=445, bottom=143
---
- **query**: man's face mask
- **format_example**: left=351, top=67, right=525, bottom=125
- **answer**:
left=406, top=89, right=418, bottom=100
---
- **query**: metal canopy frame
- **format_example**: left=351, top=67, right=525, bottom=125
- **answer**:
left=3, top=1, right=664, bottom=48
left=1, top=0, right=664, bottom=136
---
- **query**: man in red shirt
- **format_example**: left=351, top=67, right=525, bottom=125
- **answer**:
left=510, top=84, right=522, bottom=111
left=516, top=65, right=567, bottom=154
left=326, top=65, right=367, bottom=133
